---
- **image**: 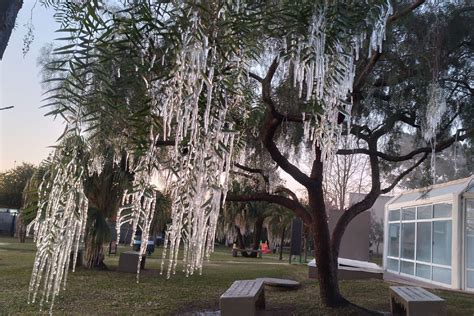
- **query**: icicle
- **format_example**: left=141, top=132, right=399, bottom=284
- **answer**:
left=422, top=82, right=447, bottom=184
left=27, top=144, right=88, bottom=313
left=286, top=0, right=392, bottom=166
left=423, top=83, right=447, bottom=142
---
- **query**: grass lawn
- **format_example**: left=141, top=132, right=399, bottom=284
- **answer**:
left=1, top=237, right=473, bottom=315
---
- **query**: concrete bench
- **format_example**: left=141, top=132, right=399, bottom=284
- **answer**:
left=117, top=251, right=146, bottom=273
left=220, top=279, right=265, bottom=316
left=232, top=248, right=262, bottom=258
left=390, top=286, right=446, bottom=316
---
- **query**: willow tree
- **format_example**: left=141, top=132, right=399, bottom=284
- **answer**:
left=28, top=0, right=473, bottom=312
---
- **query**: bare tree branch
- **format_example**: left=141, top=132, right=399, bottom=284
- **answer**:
left=254, top=57, right=313, bottom=188
left=337, top=128, right=474, bottom=162
left=388, top=0, right=426, bottom=24
left=274, top=186, right=299, bottom=202
left=226, top=191, right=312, bottom=224
left=248, top=72, right=263, bottom=83
left=353, top=0, right=426, bottom=95
left=234, top=162, right=269, bottom=187
left=381, top=152, right=429, bottom=194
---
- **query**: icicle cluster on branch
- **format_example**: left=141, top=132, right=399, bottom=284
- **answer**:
left=115, top=137, right=159, bottom=283
left=26, top=146, right=88, bottom=313
left=112, top=5, right=242, bottom=279
left=27, top=3, right=399, bottom=311
left=292, top=1, right=393, bottom=164
left=422, top=82, right=447, bottom=183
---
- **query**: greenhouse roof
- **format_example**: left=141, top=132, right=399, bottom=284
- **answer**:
left=389, top=175, right=474, bottom=205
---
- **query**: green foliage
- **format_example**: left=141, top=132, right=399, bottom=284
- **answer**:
left=366, top=2, right=474, bottom=186
left=0, top=163, right=37, bottom=209
left=20, top=161, right=50, bottom=226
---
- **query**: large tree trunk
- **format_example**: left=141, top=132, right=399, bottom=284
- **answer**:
left=0, top=0, right=23, bottom=60
left=16, top=211, right=26, bottom=243
left=85, top=240, right=106, bottom=269
left=309, top=198, right=346, bottom=307
left=235, top=225, right=251, bottom=257
left=83, top=150, right=131, bottom=269
left=279, top=226, right=285, bottom=261
left=249, top=216, right=265, bottom=258
left=308, top=147, right=347, bottom=307
left=84, top=207, right=109, bottom=269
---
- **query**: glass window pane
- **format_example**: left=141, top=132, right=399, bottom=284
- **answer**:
left=388, top=223, right=400, bottom=257
left=402, top=207, right=416, bottom=220
left=434, top=203, right=452, bottom=218
left=467, top=271, right=474, bottom=289
left=466, top=200, right=474, bottom=270
left=432, top=266, right=451, bottom=284
left=416, top=222, right=432, bottom=262
left=401, top=223, right=415, bottom=259
left=433, top=221, right=452, bottom=266
left=401, top=261, right=414, bottom=275
left=417, top=205, right=432, bottom=219
left=389, top=209, right=400, bottom=221
left=387, top=258, right=399, bottom=272
left=416, top=263, right=431, bottom=279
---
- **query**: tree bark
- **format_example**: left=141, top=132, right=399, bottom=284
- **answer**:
left=235, top=225, right=251, bottom=257
left=85, top=240, right=106, bottom=269
left=16, top=211, right=26, bottom=243
left=308, top=148, right=346, bottom=307
left=0, top=0, right=23, bottom=60
left=249, top=216, right=265, bottom=257
left=279, top=226, right=285, bottom=260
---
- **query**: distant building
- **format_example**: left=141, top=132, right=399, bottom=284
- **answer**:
left=349, top=192, right=393, bottom=225
left=349, top=193, right=393, bottom=255
left=327, top=193, right=392, bottom=261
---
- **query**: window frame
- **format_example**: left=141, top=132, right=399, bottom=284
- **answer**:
left=386, top=202, right=453, bottom=286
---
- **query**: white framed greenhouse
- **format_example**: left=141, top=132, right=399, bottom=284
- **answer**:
left=383, top=175, right=474, bottom=292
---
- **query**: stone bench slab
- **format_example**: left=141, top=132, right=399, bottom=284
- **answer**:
left=256, top=278, right=300, bottom=289
left=118, top=251, right=146, bottom=273
left=220, top=280, right=265, bottom=316
left=390, top=286, right=446, bottom=316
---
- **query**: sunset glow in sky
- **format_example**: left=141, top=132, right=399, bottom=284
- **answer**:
left=0, top=2, right=64, bottom=171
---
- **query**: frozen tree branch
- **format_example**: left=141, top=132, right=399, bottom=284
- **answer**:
left=353, top=0, right=426, bottom=96
left=258, top=58, right=313, bottom=188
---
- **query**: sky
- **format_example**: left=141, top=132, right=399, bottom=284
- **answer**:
left=0, top=1, right=64, bottom=171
